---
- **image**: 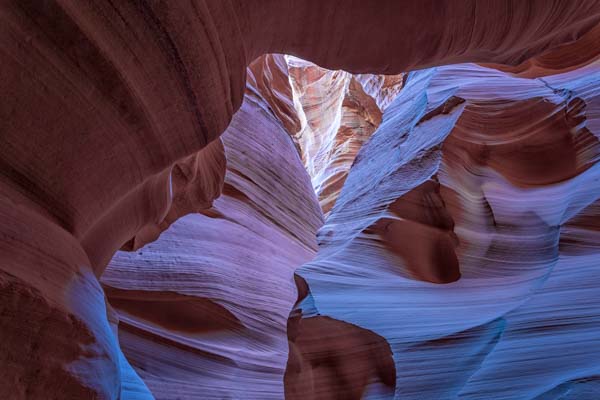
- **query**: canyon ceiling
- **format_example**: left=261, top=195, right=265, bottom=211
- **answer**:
left=1, top=1, right=600, bottom=399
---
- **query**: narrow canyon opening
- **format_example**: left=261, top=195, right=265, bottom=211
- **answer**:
left=102, top=55, right=403, bottom=399
left=102, top=51, right=600, bottom=399
left=2, top=2, right=600, bottom=399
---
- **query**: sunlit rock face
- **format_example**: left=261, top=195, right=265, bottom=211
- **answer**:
left=2, top=1, right=600, bottom=399
left=287, top=57, right=403, bottom=215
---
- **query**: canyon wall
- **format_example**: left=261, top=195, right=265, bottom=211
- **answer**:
left=1, top=1, right=600, bottom=399
left=297, top=61, right=600, bottom=399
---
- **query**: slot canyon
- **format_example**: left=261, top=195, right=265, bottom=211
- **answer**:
left=1, top=1, right=600, bottom=399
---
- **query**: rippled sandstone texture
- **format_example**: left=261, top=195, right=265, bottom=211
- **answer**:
left=298, top=60, right=600, bottom=399
left=2, top=1, right=600, bottom=399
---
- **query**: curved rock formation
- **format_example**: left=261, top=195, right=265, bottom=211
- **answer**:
left=102, top=67, right=323, bottom=399
left=287, top=56, right=403, bottom=215
left=2, top=1, right=600, bottom=399
left=298, top=61, right=600, bottom=399
left=285, top=275, right=397, bottom=400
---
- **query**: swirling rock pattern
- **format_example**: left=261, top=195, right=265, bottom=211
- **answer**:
left=2, top=1, right=600, bottom=399
left=287, top=56, right=403, bottom=215
left=297, top=62, right=600, bottom=399
left=103, top=68, right=323, bottom=399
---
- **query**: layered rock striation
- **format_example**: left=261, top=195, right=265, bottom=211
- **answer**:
left=2, top=1, right=600, bottom=399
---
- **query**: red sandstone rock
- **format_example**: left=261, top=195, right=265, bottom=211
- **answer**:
left=2, top=1, right=600, bottom=399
